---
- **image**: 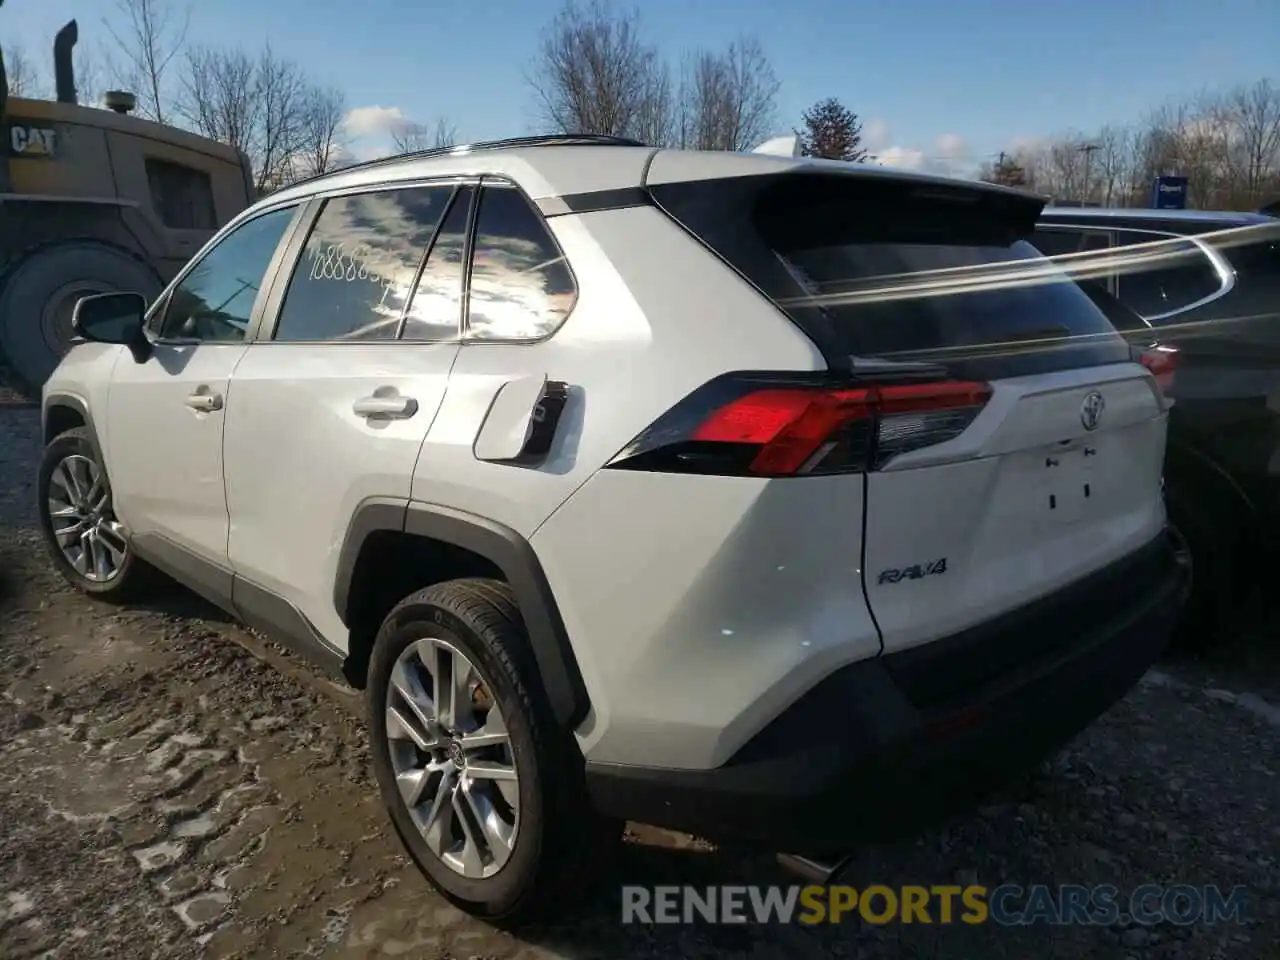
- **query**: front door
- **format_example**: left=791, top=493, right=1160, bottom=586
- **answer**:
left=222, top=182, right=471, bottom=648
left=106, top=203, right=302, bottom=567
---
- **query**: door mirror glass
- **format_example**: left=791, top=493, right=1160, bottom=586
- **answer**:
left=72, top=292, right=148, bottom=344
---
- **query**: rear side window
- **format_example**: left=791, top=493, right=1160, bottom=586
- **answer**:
left=146, top=158, right=218, bottom=230
left=465, top=183, right=577, bottom=341
left=1113, top=230, right=1224, bottom=319
left=651, top=173, right=1130, bottom=379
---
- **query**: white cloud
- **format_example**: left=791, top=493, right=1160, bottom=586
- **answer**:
left=863, top=118, right=891, bottom=152
left=863, top=120, right=923, bottom=169
left=342, top=105, right=409, bottom=139
left=1008, top=134, right=1049, bottom=156
left=873, top=145, right=927, bottom=171
left=934, top=133, right=968, bottom=162
left=862, top=121, right=950, bottom=174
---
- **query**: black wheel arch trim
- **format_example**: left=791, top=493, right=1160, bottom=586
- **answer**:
left=334, top=497, right=590, bottom=729
left=41, top=393, right=104, bottom=462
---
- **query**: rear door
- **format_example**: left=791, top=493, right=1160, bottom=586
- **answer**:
left=650, top=169, right=1170, bottom=656
left=222, top=181, right=470, bottom=647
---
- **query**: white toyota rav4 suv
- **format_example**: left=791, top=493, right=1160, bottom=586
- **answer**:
left=38, top=134, right=1188, bottom=922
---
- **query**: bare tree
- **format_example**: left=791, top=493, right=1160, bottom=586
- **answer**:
left=177, top=43, right=330, bottom=190
left=104, top=0, right=190, bottom=123
left=74, top=44, right=109, bottom=108
left=1226, top=79, right=1280, bottom=202
left=1092, top=125, right=1133, bottom=206
left=1001, top=76, right=1280, bottom=212
left=1, top=43, right=41, bottom=98
left=296, top=85, right=348, bottom=177
left=526, top=0, right=670, bottom=140
left=178, top=46, right=258, bottom=151
left=390, top=116, right=457, bottom=153
left=251, top=45, right=310, bottom=190
left=633, top=64, right=675, bottom=147
left=679, top=50, right=727, bottom=150
left=679, top=38, right=779, bottom=152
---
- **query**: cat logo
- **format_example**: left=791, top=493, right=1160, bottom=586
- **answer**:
left=7, top=123, right=59, bottom=159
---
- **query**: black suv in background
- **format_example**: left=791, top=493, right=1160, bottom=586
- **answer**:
left=1034, top=208, right=1280, bottom=647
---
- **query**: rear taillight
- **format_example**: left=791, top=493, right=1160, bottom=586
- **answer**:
left=1137, top=345, right=1178, bottom=399
left=607, top=373, right=992, bottom=477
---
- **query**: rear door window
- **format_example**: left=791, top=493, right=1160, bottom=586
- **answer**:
left=273, top=185, right=454, bottom=342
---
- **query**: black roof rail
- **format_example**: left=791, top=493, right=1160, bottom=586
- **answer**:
left=286, top=134, right=648, bottom=191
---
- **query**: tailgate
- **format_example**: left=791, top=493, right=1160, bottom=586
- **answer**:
left=864, top=363, right=1168, bottom=655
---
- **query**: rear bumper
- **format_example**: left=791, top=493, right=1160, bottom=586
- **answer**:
left=584, top=529, right=1189, bottom=853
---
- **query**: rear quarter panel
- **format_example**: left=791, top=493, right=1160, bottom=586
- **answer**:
left=409, top=203, right=826, bottom=533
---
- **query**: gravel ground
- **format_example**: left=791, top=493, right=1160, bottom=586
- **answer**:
left=1, top=404, right=1277, bottom=960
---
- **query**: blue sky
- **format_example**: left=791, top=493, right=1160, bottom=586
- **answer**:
left=5, top=0, right=1278, bottom=172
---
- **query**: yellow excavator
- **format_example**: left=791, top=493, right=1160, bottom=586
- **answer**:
left=0, top=4, right=255, bottom=392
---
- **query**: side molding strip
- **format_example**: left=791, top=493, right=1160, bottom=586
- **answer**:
left=131, top=533, right=348, bottom=682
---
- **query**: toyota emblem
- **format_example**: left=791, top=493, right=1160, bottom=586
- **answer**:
left=1080, top=391, right=1105, bottom=431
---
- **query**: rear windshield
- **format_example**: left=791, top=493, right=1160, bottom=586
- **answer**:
left=650, top=172, right=1132, bottom=378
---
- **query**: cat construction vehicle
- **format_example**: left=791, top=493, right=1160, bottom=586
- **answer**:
left=0, top=7, right=255, bottom=392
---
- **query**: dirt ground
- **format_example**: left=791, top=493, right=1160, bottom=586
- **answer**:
left=1, top=402, right=1278, bottom=960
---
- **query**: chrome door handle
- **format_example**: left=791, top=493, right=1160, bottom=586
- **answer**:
left=353, top=395, right=418, bottom=419
left=185, top=392, right=222, bottom=412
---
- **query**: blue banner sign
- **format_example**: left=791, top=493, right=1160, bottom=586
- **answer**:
left=1152, top=176, right=1189, bottom=209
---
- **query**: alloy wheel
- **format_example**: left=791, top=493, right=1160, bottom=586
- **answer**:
left=385, top=637, right=520, bottom=879
left=46, top=454, right=129, bottom=582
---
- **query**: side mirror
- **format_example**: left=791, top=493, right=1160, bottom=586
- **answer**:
left=72, top=292, right=152, bottom=363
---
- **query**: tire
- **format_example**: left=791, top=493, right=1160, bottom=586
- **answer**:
left=36, top=427, right=157, bottom=602
left=366, top=578, right=620, bottom=924
left=0, top=242, right=162, bottom=392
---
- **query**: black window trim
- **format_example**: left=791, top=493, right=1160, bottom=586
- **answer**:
left=394, top=183, right=472, bottom=342
left=145, top=200, right=308, bottom=347
left=254, top=176, right=480, bottom=346
left=460, top=175, right=580, bottom=346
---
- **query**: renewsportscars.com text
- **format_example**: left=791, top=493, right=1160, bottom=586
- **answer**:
left=621, top=884, right=1249, bottom=926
